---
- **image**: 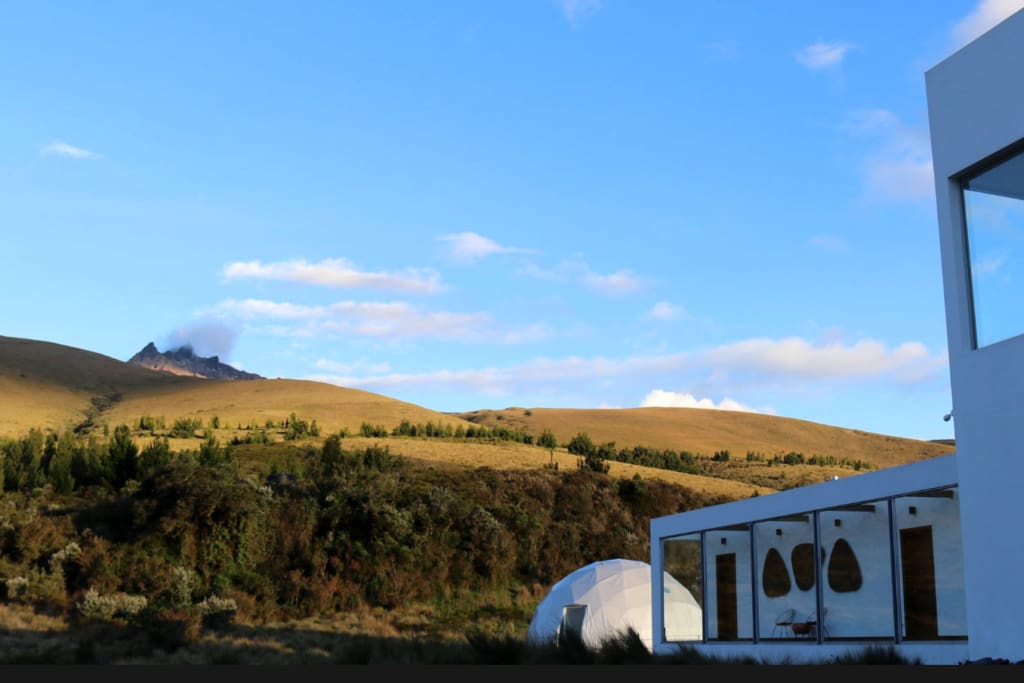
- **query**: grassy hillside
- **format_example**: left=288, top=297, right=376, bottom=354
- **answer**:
left=0, top=336, right=472, bottom=440
left=455, top=406, right=954, bottom=471
left=0, top=335, right=953, bottom=499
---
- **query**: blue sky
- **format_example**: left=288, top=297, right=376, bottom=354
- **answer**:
left=4, top=0, right=1022, bottom=441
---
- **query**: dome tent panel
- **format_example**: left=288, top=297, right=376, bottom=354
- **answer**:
left=526, top=558, right=702, bottom=651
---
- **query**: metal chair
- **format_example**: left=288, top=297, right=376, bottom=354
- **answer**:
left=771, top=607, right=796, bottom=638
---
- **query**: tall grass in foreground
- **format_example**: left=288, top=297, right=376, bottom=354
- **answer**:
left=0, top=602, right=928, bottom=665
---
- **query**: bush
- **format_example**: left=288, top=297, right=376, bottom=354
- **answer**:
left=197, top=595, right=238, bottom=630
left=76, top=589, right=147, bottom=622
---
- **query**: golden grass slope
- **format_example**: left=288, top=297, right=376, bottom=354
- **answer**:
left=0, top=335, right=471, bottom=439
left=455, top=406, right=955, bottom=471
left=104, top=378, right=472, bottom=437
left=0, top=335, right=194, bottom=437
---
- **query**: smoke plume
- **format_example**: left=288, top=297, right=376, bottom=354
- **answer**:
left=163, top=320, right=239, bottom=360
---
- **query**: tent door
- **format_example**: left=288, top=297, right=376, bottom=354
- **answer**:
left=557, top=604, right=588, bottom=646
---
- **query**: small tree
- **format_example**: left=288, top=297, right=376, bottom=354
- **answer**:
left=108, top=424, right=139, bottom=488
left=538, top=428, right=558, bottom=467
left=138, top=437, right=172, bottom=479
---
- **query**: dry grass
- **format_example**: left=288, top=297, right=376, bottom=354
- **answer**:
left=340, top=436, right=773, bottom=499
left=0, top=593, right=537, bottom=665
left=0, top=336, right=472, bottom=439
left=456, top=406, right=955, bottom=471
left=0, top=335, right=952, bottom=494
left=105, top=379, right=473, bottom=437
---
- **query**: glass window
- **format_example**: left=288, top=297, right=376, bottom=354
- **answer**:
left=819, top=500, right=895, bottom=640
left=661, top=533, right=704, bottom=641
left=962, top=145, right=1024, bottom=348
left=703, top=525, right=753, bottom=641
left=754, top=514, right=816, bottom=640
left=894, top=487, right=967, bottom=640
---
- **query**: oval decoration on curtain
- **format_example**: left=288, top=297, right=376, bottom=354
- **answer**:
left=762, top=547, right=791, bottom=597
left=827, top=538, right=863, bottom=592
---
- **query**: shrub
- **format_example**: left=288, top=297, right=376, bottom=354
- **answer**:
left=75, top=589, right=148, bottom=622
left=1, top=576, right=28, bottom=602
left=197, top=595, right=238, bottom=630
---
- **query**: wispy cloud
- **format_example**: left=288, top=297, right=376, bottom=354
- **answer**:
left=222, top=258, right=442, bottom=294
left=703, top=337, right=942, bottom=383
left=518, top=258, right=649, bottom=296
left=701, top=40, right=740, bottom=61
left=436, top=231, right=535, bottom=264
left=162, top=319, right=239, bottom=359
left=643, top=301, right=687, bottom=321
left=558, top=0, right=602, bottom=27
left=845, top=108, right=934, bottom=203
left=40, top=140, right=102, bottom=159
left=952, top=0, right=1024, bottom=49
left=315, top=358, right=392, bottom=374
left=583, top=269, right=647, bottom=296
left=972, top=254, right=1007, bottom=275
left=795, top=40, right=854, bottom=69
left=808, top=235, right=848, bottom=253
left=311, top=335, right=946, bottom=395
left=639, top=389, right=768, bottom=414
left=202, top=297, right=547, bottom=344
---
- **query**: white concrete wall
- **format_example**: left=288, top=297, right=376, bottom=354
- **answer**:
left=925, top=7, right=1024, bottom=663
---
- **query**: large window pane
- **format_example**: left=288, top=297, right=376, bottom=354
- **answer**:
left=703, top=525, right=753, bottom=641
left=661, top=533, right=704, bottom=641
left=962, top=147, right=1024, bottom=348
left=754, top=514, right=816, bottom=640
left=819, top=500, right=895, bottom=640
left=893, top=487, right=967, bottom=640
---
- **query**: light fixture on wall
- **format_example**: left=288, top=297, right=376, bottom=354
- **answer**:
left=943, top=411, right=953, bottom=422
left=909, top=506, right=917, bottom=516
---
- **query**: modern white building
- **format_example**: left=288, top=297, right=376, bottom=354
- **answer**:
left=648, top=8, right=1024, bottom=666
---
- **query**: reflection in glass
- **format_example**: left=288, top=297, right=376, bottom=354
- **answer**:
left=703, top=525, right=753, bottom=641
left=894, top=487, right=967, bottom=640
left=754, top=514, right=815, bottom=640
left=662, top=533, right=704, bottom=641
left=963, top=147, right=1024, bottom=348
left=819, top=501, right=894, bottom=639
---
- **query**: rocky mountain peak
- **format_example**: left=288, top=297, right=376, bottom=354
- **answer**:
left=127, top=342, right=262, bottom=380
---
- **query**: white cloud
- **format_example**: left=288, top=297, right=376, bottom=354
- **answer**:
left=311, top=335, right=946, bottom=395
left=436, top=231, right=535, bottom=264
left=795, top=40, right=854, bottom=69
left=40, top=140, right=102, bottom=159
left=558, top=0, right=601, bottom=27
left=846, top=108, right=935, bottom=203
left=644, top=301, right=687, bottom=321
left=703, top=337, right=941, bottom=383
left=640, top=389, right=763, bottom=413
left=222, top=258, right=442, bottom=293
left=202, top=297, right=546, bottom=344
left=865, top=158, right=935, bottom=202
left=972, top=254, right=1007, bottom=275
left=517, top=258, right=649, bottom=296
left=952, top=0, right=1024, bottom=49
left=583, top=269, right=647, bottom=296
left=207, top=299, right=322, bottom=320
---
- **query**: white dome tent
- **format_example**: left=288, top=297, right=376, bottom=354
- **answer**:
left=526, top=558, right=702, bottom=652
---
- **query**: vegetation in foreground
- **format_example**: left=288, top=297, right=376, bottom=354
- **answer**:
left=0, top=600, right=927, bottom=665
left=0, top=424, right=952, bottom=665
left=0, top=424, right=729, bottom=663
